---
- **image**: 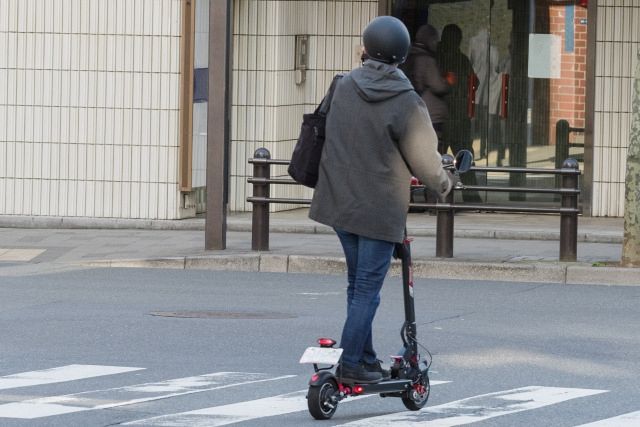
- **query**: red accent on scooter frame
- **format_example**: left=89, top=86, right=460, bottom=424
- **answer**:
left=338, top=383, right=351, bottom=395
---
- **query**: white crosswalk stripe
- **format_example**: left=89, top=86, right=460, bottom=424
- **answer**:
left=334, top=386, right=608, bottom=426
left=124, top=390, right=326, bottom=427
left=0, top=372, right=294, bottom=419
left=0, top=365, right=144, bottom=390
left=0, top=366, right=632, bottom=426
left=124, top=380, right=452, bottom=426
left=574, top=411, right=640, bottom=426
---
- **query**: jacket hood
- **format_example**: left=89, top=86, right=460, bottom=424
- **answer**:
left=415, top=24, right=439, bottom=54
left=350, top=60, right=414, bottom=102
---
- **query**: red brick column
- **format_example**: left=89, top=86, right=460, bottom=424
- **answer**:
left=548, top=5, right=588, bottom=145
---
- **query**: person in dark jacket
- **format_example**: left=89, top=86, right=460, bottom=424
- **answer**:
left=438, top=24, right=473, bottom=156
left=438, top=24, right=483, bottom=203
left=403, top=24, right=451, bottom=154
left=309, top=16, right=453, bottom=384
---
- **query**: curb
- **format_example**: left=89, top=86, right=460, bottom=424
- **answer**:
left=75, top=255, right=640, bottom=286
left=0, top=215, right=622, bottom=244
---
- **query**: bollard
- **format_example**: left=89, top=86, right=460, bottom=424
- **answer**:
left=436, top=154, right=455, bottom=258
left=555, top=120, right=571, bottom=170
left=560, top=158, right=579, bottom=262
left=251, top=148, right=271, bottom=251
left=435, top=189, right=454, bottom=258
left=555, top=120, right=571, bottom=188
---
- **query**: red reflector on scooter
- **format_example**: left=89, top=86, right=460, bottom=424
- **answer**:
left=318, top=338, right=336, bottom=348
left=311, top=374, right=319, bottom=382
left=353, top=385, right=365, bottom=394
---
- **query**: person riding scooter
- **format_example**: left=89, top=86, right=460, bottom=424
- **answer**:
left=309, top=16, right=454, bottom=384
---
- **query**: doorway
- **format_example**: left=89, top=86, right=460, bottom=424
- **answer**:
left=385, top=0, right=587, bottom=204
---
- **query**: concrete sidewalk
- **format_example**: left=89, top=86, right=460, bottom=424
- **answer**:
left=0, top=209, right=635, bottom=286
left=0, top=209, right=624, bottom=243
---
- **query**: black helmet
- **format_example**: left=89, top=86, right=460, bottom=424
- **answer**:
left=362, top=16, right=410, bottom=65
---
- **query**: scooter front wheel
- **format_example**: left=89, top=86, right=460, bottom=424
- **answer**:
left=402, top=372, right=430, bottom=411
left=307, top=378, right=339, bottom=420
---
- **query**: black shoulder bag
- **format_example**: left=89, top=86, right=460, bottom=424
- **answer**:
left=288, top=74, right=343, bottom=188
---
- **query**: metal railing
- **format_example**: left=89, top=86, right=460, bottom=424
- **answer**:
left=247, top=148, right=581, bottom=261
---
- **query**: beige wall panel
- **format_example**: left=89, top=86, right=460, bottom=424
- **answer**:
left=0, top=0, right=183, bottom=219
left=230, top=0, right=378, bottom=212
left=592, top=3, right=640, bottom=216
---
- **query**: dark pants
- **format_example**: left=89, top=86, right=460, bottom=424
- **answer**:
left=335, top=229, right=395, bottom=368
left=433, top=122, right=446, bottom=155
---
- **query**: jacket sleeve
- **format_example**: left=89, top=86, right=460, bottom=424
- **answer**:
left=398, top=100, right=453, bottom=197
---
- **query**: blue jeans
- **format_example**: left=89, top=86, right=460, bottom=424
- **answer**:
left=335, top=229, right=395, bottom=368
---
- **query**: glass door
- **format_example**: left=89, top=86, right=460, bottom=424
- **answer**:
left=388, top=0, right=587, bottom=205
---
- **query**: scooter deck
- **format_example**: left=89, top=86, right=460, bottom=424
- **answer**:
left=348, top=379, right=412, bottom=394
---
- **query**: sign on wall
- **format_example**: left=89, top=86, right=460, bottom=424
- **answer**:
left=528, top=34, right=562, bottom=79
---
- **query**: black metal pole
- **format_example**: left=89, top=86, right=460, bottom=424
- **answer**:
left=555, top=120, right=571, bottom=169
left=436, top=189, right=454, bottom=258
left=560, top=158, right=579, bottom=261
left=555, top=120, right=570, bottom=188
left=251, top=148, right=271, bottom=251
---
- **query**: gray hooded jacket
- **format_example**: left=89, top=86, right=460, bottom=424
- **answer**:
left=309, top=60, right=452, bottom=243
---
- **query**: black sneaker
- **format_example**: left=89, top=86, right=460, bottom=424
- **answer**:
left=363, top=359, right=391, bottom=380
left=335, top=364, right=382, bottom=384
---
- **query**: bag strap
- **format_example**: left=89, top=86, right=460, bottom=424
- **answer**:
left=316, top=74, right=344, bottom=116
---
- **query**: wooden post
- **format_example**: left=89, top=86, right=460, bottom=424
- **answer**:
left=205, top=0, right=232, bottom=250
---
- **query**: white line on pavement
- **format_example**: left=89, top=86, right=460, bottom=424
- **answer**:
left=335, top=386, right=608, bottom=426
left=123, top=380, right=451, bottom=426
left=0, top=372, right=295, bottom=419
left=125, top=390, right=323, bottom=426
left=0, top=365, right=144, bottom=391
left=574, top=411, right=640, bottom=426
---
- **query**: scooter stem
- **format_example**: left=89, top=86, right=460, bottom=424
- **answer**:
left=396, top=235, right=418, bottom=359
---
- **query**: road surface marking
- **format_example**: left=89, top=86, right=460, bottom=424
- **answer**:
left=0, top=365, right=143, bottom=391
left=125, top=390, right=324, bottom=426
left=123, top=380, right=451, bottom=426
left=336, top=386, right=607, bottom=426
left=575, top=411, right=640, bottom=426
left=0, top=372, right=294, bottom=419
left=0, top=248, right=45, bottom=261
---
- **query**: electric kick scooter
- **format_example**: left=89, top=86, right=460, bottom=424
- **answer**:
left=299, top=150, right=473, bottom=420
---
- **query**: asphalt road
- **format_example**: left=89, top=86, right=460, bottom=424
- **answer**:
left=0, top=267, right=638, bottom=426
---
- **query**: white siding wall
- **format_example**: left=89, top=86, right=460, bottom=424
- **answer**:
left=192, top=0, right=208, bottom=189
left=229, top=0, right=378, bottom=212
left=593, top=0, right=640, bottom=216
left=0, top=0, right=183, bottom=219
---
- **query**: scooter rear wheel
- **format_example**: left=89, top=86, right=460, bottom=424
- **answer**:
left=307, top=378, right=339, bottom=420
left=401, top=372, right=430, bottom=411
